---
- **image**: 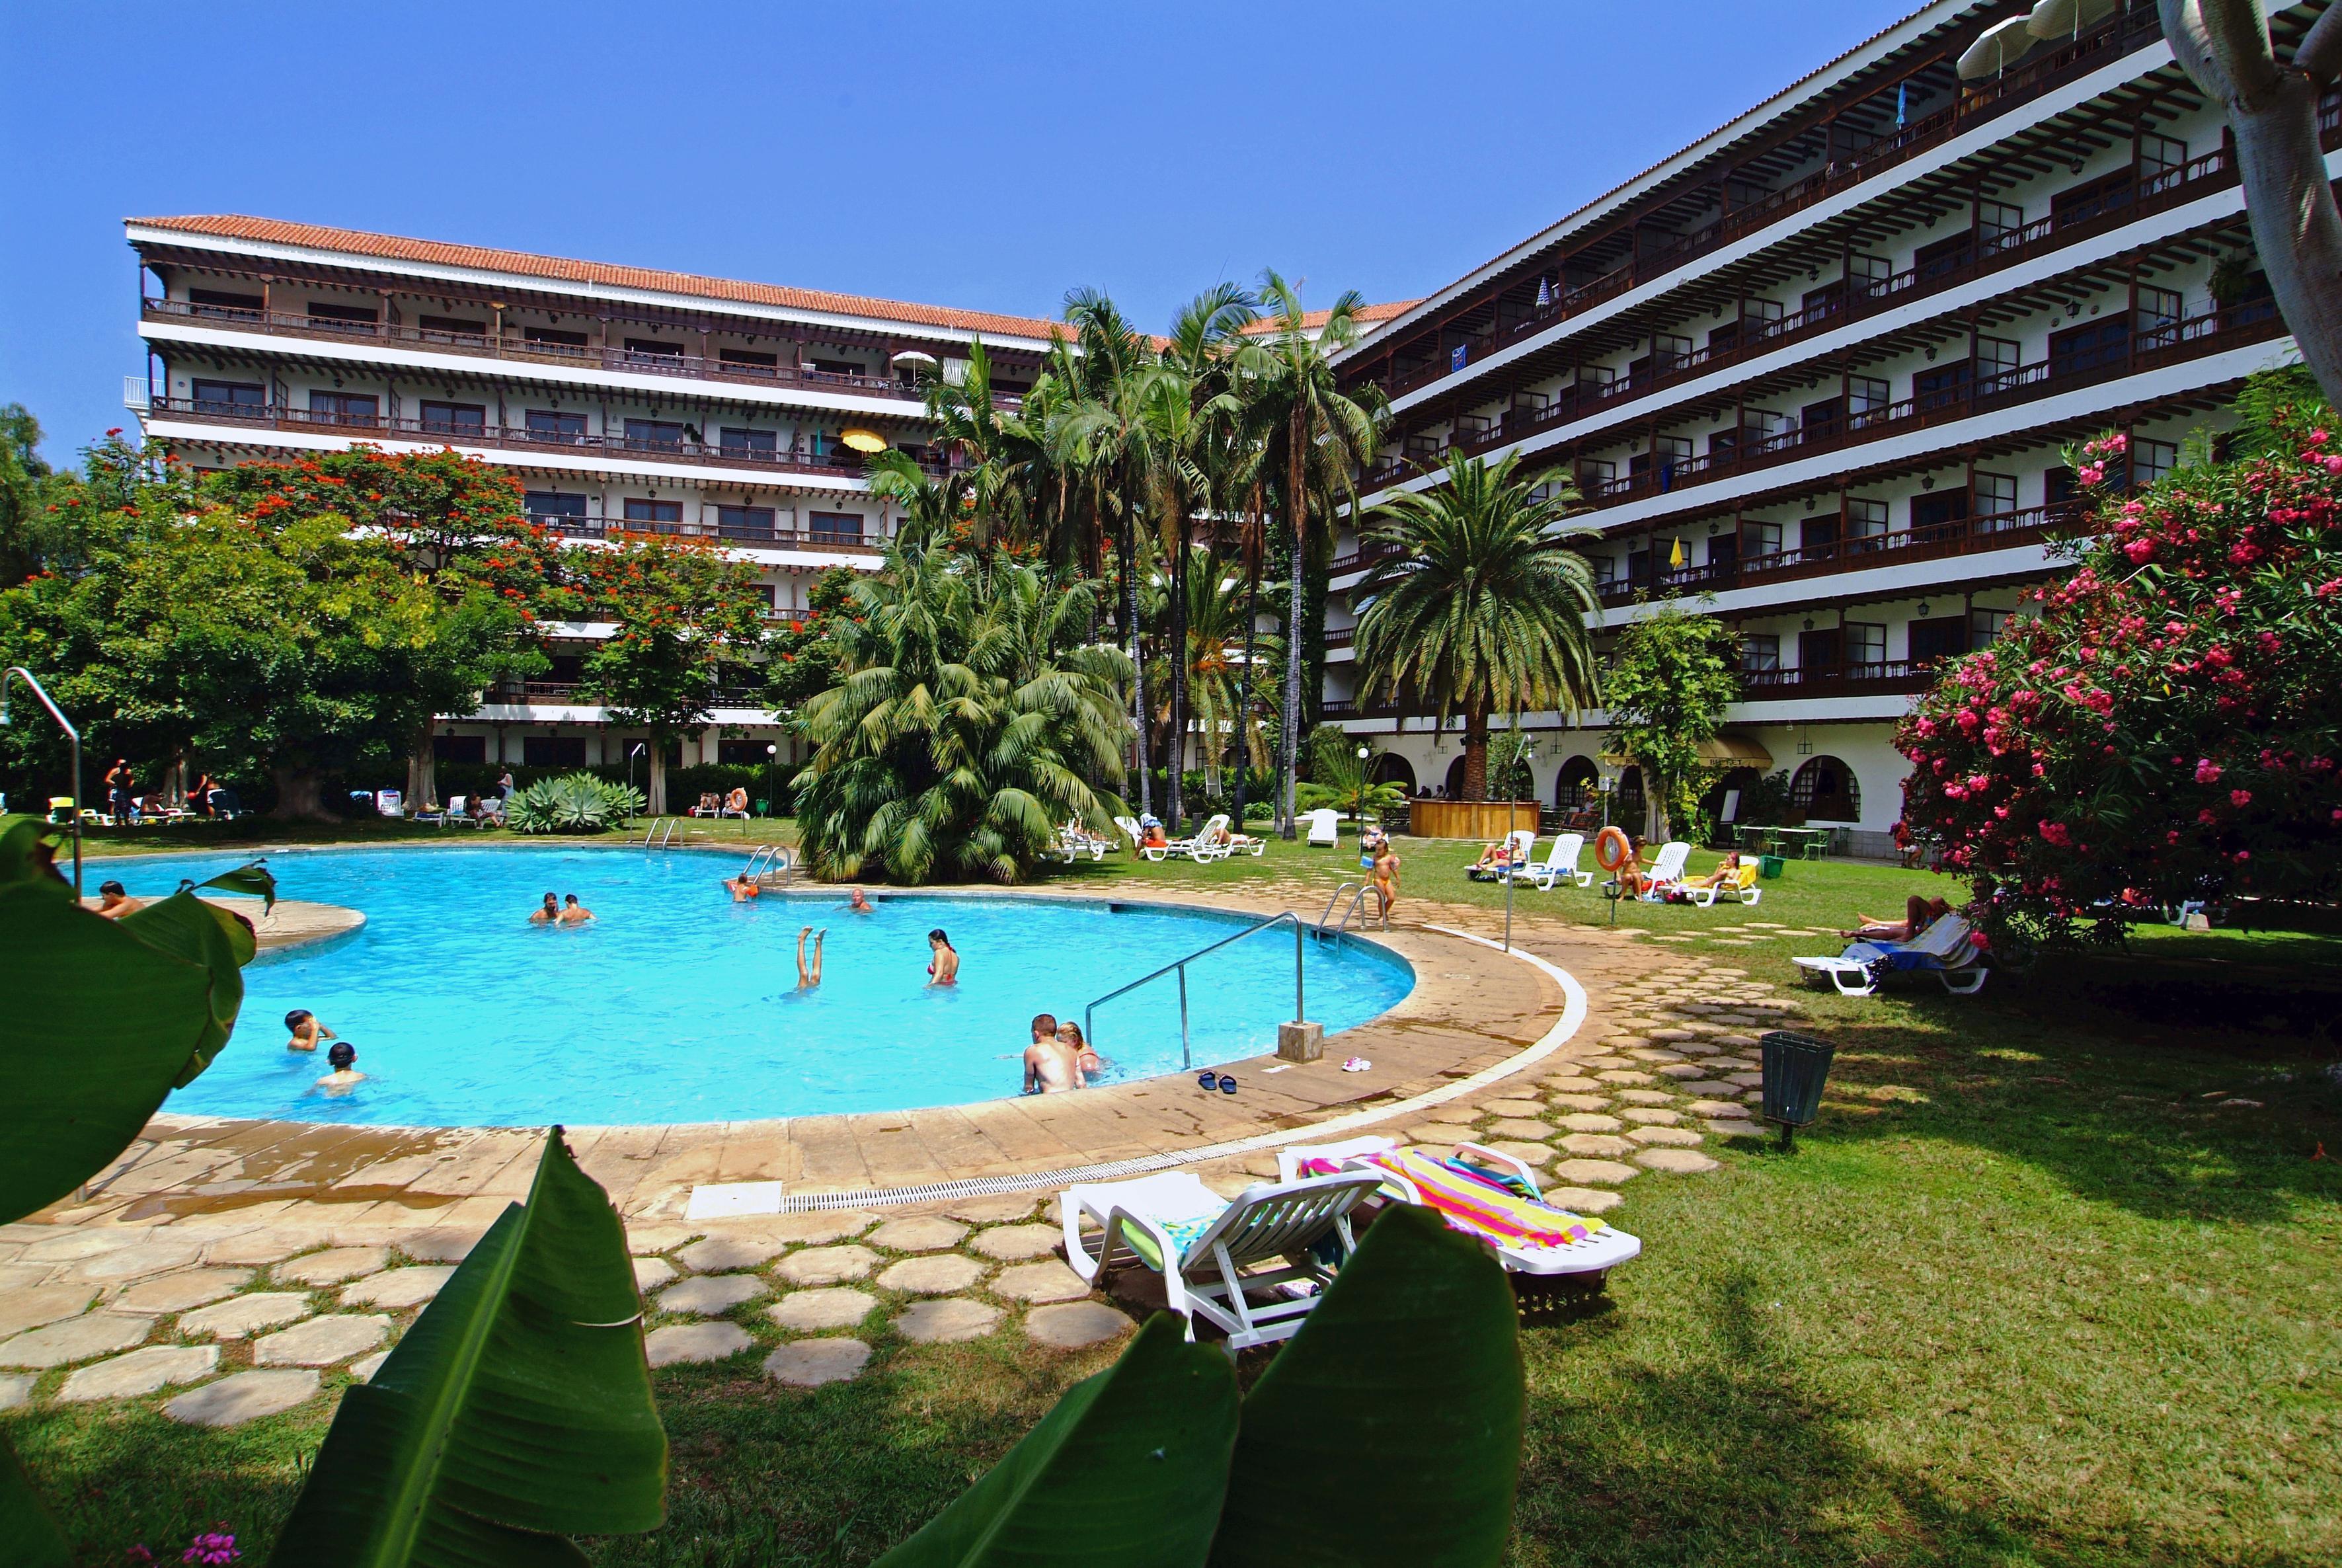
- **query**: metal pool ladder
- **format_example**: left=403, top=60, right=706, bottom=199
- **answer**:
left=1084, top=910, right=1305, bottom=1072
left=638, top=817, right=682, bottom=849
left=741, top=843, right=795, bottom=884
left=1317, top=881, right=1384, bottom=937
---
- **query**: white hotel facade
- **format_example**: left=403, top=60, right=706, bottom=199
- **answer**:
left=1321, top=0, right=2333, bottom=850
left=123, top=214, right=1073, bottom=775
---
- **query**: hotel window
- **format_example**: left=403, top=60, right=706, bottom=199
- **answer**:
left=1845, top=496, right=1891, bottom=543
left=1844, top=621, right=1887, bottom=670
left=420, top=401, right=485, bottom=435
left=2136, top=284, right=2184, bottom=346
left=1846, top=374, right=1890, bottom=417
left=526, top=409, right=586, bottom=441
left=417, top=314, right=485, bottom=339
left=1977, top=200, right=2025, bottom=251
left=307, top=390, right=378, bottom=426
left=719, top=427, right=777, bottom=457
left=190, top=379, right=264, bottom=411
left=1914, top=359, right=1972, bottom=411
left=1846, top=253, right=1892, bottom=299
left=2132, top=437, right=2179, bottom=485
left=1974, top=334, right=2020, bottom=387
left=2140, top=133, right=2188, bottom=180
left=808, top=511, right=865, bottom=545
left=1910, top=487, right=1969, bottom=533
left=622, top=498, right=683, bottom=526
left=623, top=419, right=685, bottom=450
left=1741, top=633, right=1781, bottom=673
left=1908, top=617, right=1970, bottom=666
left=523, top=492, right=588, bottom=529
left=1973, top=471, right=2018, bottom=523
left=1740, top=519, right=1783, bottom=559
left=432, top=734, right=488, bottom=765
left=716, top=504, right=775, bottom=539
left=523, top=736, right=588, bottom=768
left=719, top=348, right=779, bottom=373
left=524, top=325, right=588, bottom=348
left=1971, top=608, right=2011, bottom=650
left=623, top=338, right=684, bottom=362
left=307, top=301, right=378, bottom=330
left=2049, top=317, right=2128, bottom=377
left=188, top=288, right=263, bottom=317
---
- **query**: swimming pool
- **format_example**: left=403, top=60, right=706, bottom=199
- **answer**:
left=116, top=846, right=1412, bottom=1128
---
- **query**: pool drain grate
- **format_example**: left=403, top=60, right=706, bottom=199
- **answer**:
left=685, top=927, right=1588, bottom=1218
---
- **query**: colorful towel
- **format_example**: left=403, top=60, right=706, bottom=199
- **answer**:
left=1304, top=1150, right=1607, bottom=1249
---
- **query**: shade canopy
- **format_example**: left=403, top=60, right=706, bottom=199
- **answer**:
left=889, top=348, right=939, bottom=365
left=1600, top=734, right=1772, bottom=771
left=2025, top=0, right=2115, bottom=39
left=1957, top=16, right=2037, bottom=79
left=837, top=428, right=888, bottom=453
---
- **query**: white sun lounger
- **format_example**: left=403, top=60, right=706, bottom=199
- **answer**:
left=1056, top=820, right=1112, bottom=861
left=1792, top=912, right=1985, bottom=996
left=1634, top=840, right=1694, bottom=900
left=1277, top=1136, right=1641, bottom=1280
left=1517, top=832, right=1593, bottom=890
left=1467, top=829, right=1537, bottom=881
left=1060, top=1169, right=1382, bottom=1352
left=1303, top=807, right=1341, bottom=847
left=1684, top=861, right=1763, bottom=907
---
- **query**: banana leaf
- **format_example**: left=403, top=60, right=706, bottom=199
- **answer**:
left=1207, top=1204, right=1525, bottom=1568
left=0, top=838, right=271, bottom=1225
left=0, top=1433, right=70, bottom=1568
left=267, top=1128, right=668, bottom=1567
left=875, top=1313, right=1239, bottom=1568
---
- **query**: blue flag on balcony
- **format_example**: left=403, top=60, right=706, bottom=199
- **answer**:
left=1895, top=82, right=1907, bottom=127
left=1451, top=342, right=1469, bottom=372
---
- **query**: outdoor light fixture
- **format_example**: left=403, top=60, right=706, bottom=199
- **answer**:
left=1922, top=475, right=1937, bottom=489
left=1924, top=345, right=1938, bottom=361
left=1918, top=602, right=1931, bottom=617
left=1803, top=617, right=1815, bottom=630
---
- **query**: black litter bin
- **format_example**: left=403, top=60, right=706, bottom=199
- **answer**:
left=1759, top=1029, right=1836, bottom=1150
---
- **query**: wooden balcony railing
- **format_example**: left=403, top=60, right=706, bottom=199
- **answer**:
left=141, top=296, right=1027, bottom=411
left=1372, top=4, right=2172, bottom=401
left=146, top=397, right=945, bottom=484
left=489, top=681, right=776, bottom=709
left=528, top=512, right=884, bottom=553
left=1595, top=503, right=2078, bottom=606
left=1737, top=659, right=1935, bottom=699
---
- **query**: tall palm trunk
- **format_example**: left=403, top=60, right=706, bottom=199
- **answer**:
left=1462, top=705, right=1490, bottom=801
left=1278, top=411, right=1307, bottom=838
left=1165, top=520, right=1188, bottom=834
left=1120, top=510, right=1151, bottom=818
left=1230, top=489, right=1263, bottom=829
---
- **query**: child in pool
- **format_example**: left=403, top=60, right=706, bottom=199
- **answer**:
left=285, top=1009, right=336, bottom=1053
left=317, top=1040, right=366, bottom=1090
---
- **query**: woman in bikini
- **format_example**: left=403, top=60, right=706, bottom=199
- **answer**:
left=1058, top=1019, right=1103, bottom=1082
left=1370, top=841, right=1401, bottom=921
left=1841, top=895, right=1951, bottom=943
left=926, top=928, right=959, bottom=986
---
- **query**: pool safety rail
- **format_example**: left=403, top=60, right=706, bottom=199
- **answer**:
left=1317, top=881, right=1385, bottom=937
left=740, top=843, right=796, bottom=886
left=676, top=922, right=1591, bottom=1220
left=1084, top=910, right=1307, bottom=1072
left=637, top=817, right=682, bottom=848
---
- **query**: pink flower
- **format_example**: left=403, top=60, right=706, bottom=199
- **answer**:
left=2231, top=789, right=2253, bottom=807
left=2195, top=759, right=2223, bottom=784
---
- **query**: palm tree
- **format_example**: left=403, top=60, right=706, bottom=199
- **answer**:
left=1171, top=546, right=1282, bottom=799
left=1350, top=451, right=1602, bottom=800
left=792, top=528, right=1131, bottom=883
left=1229, top=271, right=1386, bottom=836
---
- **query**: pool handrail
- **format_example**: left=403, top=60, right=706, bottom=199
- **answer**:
left=1083, top=909, right=1304, bottom=1072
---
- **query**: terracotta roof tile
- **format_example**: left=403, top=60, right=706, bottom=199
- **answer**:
left=127, top=214, right=1073, bottom=343
left=1239, top=299, right=1420, bottom=335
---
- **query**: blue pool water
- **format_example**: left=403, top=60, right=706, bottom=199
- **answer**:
left=114, top=847, right=1412, bottom=1128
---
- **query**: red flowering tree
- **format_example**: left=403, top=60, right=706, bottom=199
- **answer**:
left=1898, top=381, right=2342, bottom=939
left=571, top=531, right=770, bottom=813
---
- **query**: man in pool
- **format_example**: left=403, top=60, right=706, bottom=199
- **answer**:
left=558, top=893, right=595, bottom=925
left=1023, top=1013, right=1082, bottom=1094
left=317, top=1040, right=366, bottom=1091
left=529, top=892, right=559, bottom=924
left=846, top=886, right=874, bottom=914
left=285, top=1009, right=336, bottom=1053
left=93, top=879, right=143, bottom=920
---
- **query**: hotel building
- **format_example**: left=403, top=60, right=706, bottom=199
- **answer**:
left=123, top=215, right=1072, bottom=774
left=1321, top=0, right=2333, bottom=851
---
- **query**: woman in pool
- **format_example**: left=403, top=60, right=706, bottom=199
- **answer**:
left=796, top=926, right=825, bottom=988
left=1058, top=1019, right=1103, bottom=1081
left=926, top=928, right=958, bottom=986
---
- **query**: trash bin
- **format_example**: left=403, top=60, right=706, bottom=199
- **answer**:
left=1759, top=1029, right=1836, bottom=1149
left=1758, top=854, right=1785, bottom=879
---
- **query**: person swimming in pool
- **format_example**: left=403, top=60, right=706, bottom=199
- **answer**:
left=557, top=893, right=595, bottom=925
left=94, top=879, right=143, bottom=920
left=1058, top=1019, right=1103, bottom=1082
left=847, top=886, right=875, bottom=914
left=285, top=1009, right=336, bottom=1053
left=529, top=891, right=559, bottom=924
left=317, top=1040, right=366, bottom=1091
left=724, top=873, right=763, bottom=900
left=796, top=925, right=825, bottom=988
left=1023, top=1012, right=1081, bottom=1094
left=926, top=928, right=958, bottom=986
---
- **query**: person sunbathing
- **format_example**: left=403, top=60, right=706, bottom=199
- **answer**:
left=796, top=926, right=824, bottom=988
left=1140, top=820, right=1169, bottom=851
left=1841, top=895, right=1952, bottom=943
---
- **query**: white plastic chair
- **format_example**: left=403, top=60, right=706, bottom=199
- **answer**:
left=1181, top=813, right=1234, bottom=863
left=1277, top=1136, right=1643, bottom=1281
left=1635, top=840, right=1693, bottom=900
left=1060, top=1169, right=1384, bottom=1352
left=1519, top=832, right=1592, bottom=890
left=1469, top=828, right=1537, bottom=881
left=1303, top=808, right=1341, bottom=847
left=375, top=789, right=404, bottom=818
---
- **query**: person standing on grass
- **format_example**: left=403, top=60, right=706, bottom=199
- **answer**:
left=104, top=758, right=134, bottom=822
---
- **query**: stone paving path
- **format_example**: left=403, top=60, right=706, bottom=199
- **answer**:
left=0, top=934, right=1795, bottom=1426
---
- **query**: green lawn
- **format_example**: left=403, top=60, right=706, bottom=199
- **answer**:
left=11, top=824, right=2339, bottom=1564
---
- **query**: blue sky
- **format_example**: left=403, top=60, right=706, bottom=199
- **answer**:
left=3, top=0, right=1896, bottom=463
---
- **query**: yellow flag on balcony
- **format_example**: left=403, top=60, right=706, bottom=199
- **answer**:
left=1669, top=537, right=1686, bottom=568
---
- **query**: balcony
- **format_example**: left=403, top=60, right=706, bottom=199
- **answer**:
left=489, top=680, right=775, bottom=709
left=1370, top=5, right=2171, bottom=402
left=1596, top=502, right=2076, bottom=606
left=140, top=296, right=1026, bottom=410
left=145, top=396, right=945, bottom=485
left=1737, top=659, right=1935, bottom=699
left=1573, top=299, right=2281, bottom=513
left=531, top=512, right=882, bottom=555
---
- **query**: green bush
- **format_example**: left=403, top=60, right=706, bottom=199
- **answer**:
left=504, top=772, right=644, bottom=834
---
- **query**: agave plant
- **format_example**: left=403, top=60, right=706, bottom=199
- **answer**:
left=504, top=772, right=644, bottom=834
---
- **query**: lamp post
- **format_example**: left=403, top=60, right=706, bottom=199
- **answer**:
left=765, top=742, right=778, bottom=825
left=1, top=667, right=83, bottom=896
left=627, top=742, right=646, bottom=824
left=1353, top=743, right=1370, bottom=824
left=1596, top=756, right=1622, bottom=833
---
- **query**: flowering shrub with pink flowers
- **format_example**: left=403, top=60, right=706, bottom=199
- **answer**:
left=1897, top=379, right=2342, bottom=939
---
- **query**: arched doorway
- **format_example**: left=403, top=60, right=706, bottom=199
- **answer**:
left=1370, top=753, right=1417, bottom=791
left=1616, top=766, right=1647, bottom=834
left=1443, top=754, right=1468, bottom=799
left=1792, top=755, right=1861, bottom=823
left=1702, top=765, right=1763, bottom=829
left=1553, top=755, right=1598, bottom=811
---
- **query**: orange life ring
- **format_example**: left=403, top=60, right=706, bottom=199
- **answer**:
left=1594, top=826, right=1633, bottom=872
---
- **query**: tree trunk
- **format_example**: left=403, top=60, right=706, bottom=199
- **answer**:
left=2164, top=0, right=2342, bottom=407
left=405, top=724, right=439, bottom=812
left=1166, top=531, right=1187, bottom=834
left=648, top=746, right=668, bottom=816
left=268, top=766, right=339, bottom=822
left=1462, top=707, right=1490, bottom=801
left=1279, top=412, right=1308, bottom=839
left=1230, top=535, right=1261, bottom=830
left=1122, top=518, right=1151, bottom=820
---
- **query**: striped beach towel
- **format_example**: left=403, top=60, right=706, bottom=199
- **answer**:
left=1303, top=1148, right=1607, bottom=1249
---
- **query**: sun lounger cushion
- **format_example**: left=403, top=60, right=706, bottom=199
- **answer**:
left=1298, top=1147, right=1609, bottom=1250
